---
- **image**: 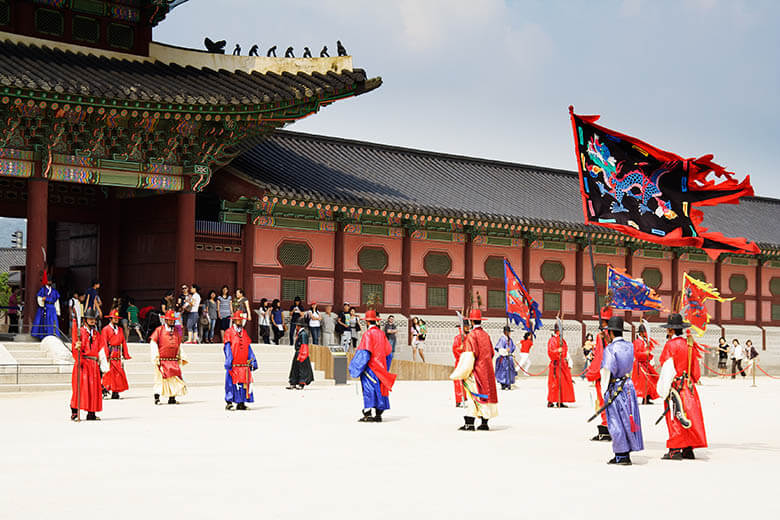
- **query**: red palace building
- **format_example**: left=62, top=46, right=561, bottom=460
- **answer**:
left=2, top=1, right=780, bottom=352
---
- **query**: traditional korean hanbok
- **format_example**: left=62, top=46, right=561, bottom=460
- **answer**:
left=494, top=334, right=517, bottom=389
left=601, top=335, right=644, bottom=463
left=32, top=284, right=60, bottom=339
left=349, top=313, right=395, bottom=422
left=224, top=320, right=258, bottom=408
left=149, top=313, right=188, bottom=403
left=101, top=319, right=131, bottom=396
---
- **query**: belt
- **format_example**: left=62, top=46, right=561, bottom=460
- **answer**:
left=82, top=355, right=98, bottom=361
left=109, top=356, right=122, bottom=361
left=160, top=357, right=179, bottom=361
left=233, top=363, right=251, bottom=367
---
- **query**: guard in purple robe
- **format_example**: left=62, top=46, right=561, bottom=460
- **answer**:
left=32, top=273, right=61, bottom=340
left=599, top=317, right=643, bottom=465
left=494, top=326, right=517, bottom=390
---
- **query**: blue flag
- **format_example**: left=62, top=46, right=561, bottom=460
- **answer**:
left=607, top=265, right=664, bottom=312
left=504, top=259, right=543, bottom=335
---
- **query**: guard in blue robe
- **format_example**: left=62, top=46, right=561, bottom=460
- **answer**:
left=223, top=312, right=258, bottom=410
left=32, top=283, right=61, bottom=340
left=348, top=311, right=396, bottom=422
left=494, top=326, right=517, bottom=390
left=600, top=317, right=644, bottom=465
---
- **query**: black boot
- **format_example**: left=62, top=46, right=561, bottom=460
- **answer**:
left=168, top=397, right=177, bottom=405
left=359, top=409, right=374, bottom=422
left=111, top=392, right=120, bottom=400
left=681, top=447, right=695, bottom=460
left=547, top=402, right=555, bottom=408
left=70, top=408, right=79, bottom=421
left=557, top=403, right=568, bottom=408
left=154, top=394, right=160, bottom=405
left=459, top=416, right=476, bottom=431
left=607, top=452, right=632, bottom=466
left=86, top=412, right=100, bottom=421
left=225, top=402, right=234, bottom=411
left=591, top=424, right=611, bottom=442
left=374, top=409, right=384, bottom=423
left=662, top=449, right=683, bottom=460
left=236, top=402, right=247, bottom=411
left=477, top=418, right=489, bottom=431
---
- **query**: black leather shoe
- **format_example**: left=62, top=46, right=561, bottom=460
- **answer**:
left=236, top=403, right=247, bottom=410
left=662, top=449, right=683, bottom=460
left=477, top=423, right=490, bottom=431
left=168, top=397, right=177, bottom=405
left=682, top=447, right=695, bottom=460
left=359, top=410, right=374, bottom=422
left=225, top=403, right=234, bottom=411
left=607, top=456, right=632, bottom=466
left=111, top=392, right=120, bottom=400
left=154, top=394, right=160, bottom=405
left=547, top=402, right=555, bottom=408
left=458, top=424, right=476, bottom=431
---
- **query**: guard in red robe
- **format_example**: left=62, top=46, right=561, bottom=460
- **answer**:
left=451, top=323, right=470, bottom=408
left=450, top=309, right=498, bottom=431
left=586, top=307, right=612, bottom=440
left=348, top=310, right=396, bottom=422
left=547, top=322, right=575, bottom=407
left=224, top=311, right=258, bottom=410
left=150, top=310, right=188, bottom=405
left=101, top=309, right=131, bottom=399
left=70, top=310, right=107, bottom=421
left=657, top=313, right=707, bottom=460
left=632, top=323, right=659, bottom=404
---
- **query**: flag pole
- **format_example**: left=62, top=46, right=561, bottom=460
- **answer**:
left=587, top=232, right=603, bottom=328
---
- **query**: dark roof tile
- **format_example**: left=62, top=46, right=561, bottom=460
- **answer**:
left=232, top=131, right=780, bottom=248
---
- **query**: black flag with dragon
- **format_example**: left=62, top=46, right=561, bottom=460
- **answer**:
left=568, top=107, right=758, bottom=259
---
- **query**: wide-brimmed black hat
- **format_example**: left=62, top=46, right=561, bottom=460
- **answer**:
left=295, top=319, right=308, bottom=328
left=606, top=316, right=627, bottom=332
left=83, top=309, right=98, bottom=320
left=662, top=313, right=691, bottom=329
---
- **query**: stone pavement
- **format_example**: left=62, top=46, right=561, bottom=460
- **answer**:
left=1, top=377, right=778, bottom=519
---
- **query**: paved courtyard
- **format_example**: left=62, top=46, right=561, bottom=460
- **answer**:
left=1, top=376, right=778, bottom=519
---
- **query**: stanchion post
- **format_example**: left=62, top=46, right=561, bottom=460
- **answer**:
left=751, top=359, right=757, bottom=387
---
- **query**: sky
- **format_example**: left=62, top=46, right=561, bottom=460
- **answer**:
left=155, top=0, right=780, bottom=198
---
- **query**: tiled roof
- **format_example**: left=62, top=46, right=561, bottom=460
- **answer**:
left=0, top=248, right=25, bottom=274
left=0, top=39, right=380, bottom=107
left=232, top=131, right=780, bottom=249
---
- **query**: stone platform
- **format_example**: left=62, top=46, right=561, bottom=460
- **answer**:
left=0, top=377, right=778, bottom=519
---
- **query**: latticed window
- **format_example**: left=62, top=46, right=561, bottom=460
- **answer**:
left=35, top=8, right=64, bottom=36
left=729, top=274, right=747, bottom=294
left=731, top=301, right=745, bottom=320
left=0, top=1, right=10, bottom=26
left=427, top=286, right=448, bottom=308
left=362, top=283, right=383, bottom=307
left=73, top=16, right=100, bottom=43
left=278, top=241, right=311, bottom=266
left=541, top=261, right=564, bottom=283
left=543, top=292, right=561, bottom=312
left=641, top=267, right=662, bottom=289
left=770, top=278, right=780, bottom=296
left=281, top=279, right=306, bottom=302
left=424, top=252, right=452, bottom=276
left=688, top=271, right=707, bottom=283
left=772, top=304, right=780, bottom=321
left=484, top=257, right=504, bottom=279
left=358, top=248, right=388, bottom=272
left=488, top=289, right=505, bottom=310
left=108, top=23, right=134, bottom=50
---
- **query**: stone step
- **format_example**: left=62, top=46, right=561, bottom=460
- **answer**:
left=4, top=344, right=46, bottom=352
left=8, top=350, right=50, bottom=359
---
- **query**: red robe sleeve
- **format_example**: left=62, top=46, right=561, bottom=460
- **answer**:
left=586, top=335, right=605, bottom=381
left=634, top=338, right=649, bottom=362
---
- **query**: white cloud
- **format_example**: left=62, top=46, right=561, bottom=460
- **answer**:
left=397, top=0, right=504, bottom=51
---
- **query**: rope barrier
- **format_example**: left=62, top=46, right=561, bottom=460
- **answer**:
left=517, top=365, right=548, bottom=377
left=701, top=362, right=751, bottom=378
left=756, top=364, right=780, bottom=380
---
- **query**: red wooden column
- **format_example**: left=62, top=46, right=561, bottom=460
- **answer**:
left=671, top=251, right=681, bottom=310
left=242, top=221, right=256, bottom=340
left=24, top=170, right=48, bottom=329
left=401, top=228, right=411, bottom=317
left=176, top=192, right=196, bottom=285
left=756, top=258, right=764, bottom=349
left=575, top=242, right=584, bottom=321
left=334, top=223, right=345, bottom=307
left=522, top=238, right=531, bottom=291
left=464, top=232, right=473, bottom=311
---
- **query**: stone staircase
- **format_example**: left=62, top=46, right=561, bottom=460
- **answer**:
left=0, top=342, right=330, bottom=393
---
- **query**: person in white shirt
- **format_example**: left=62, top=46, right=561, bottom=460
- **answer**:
left=306, top=302, right=322, bottom=345
left=185, top=284, right=202, bottom=344
left=69, top=290, right=83, bottom=334
left=731, top=338, right=746, bottom=379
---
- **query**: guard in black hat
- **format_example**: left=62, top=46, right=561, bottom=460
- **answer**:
left=657, top=313, right=707, bottom=460
left=593, top=316, right=644, bottom=465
